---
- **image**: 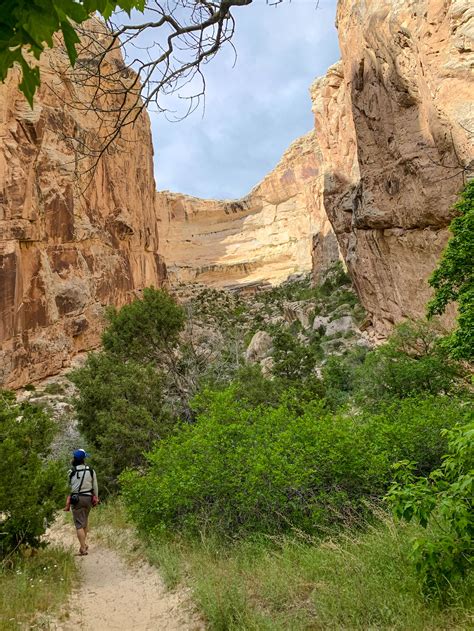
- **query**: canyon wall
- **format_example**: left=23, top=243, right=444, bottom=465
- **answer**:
left=313, top=0, right=474, bottom=333
left=1, top=1, right=472, bottom=387
left=156, top=131, right=339, bottom=288
left=156, top=0, right=473, bottom=331
left=0, top=29, right=165, bottom=388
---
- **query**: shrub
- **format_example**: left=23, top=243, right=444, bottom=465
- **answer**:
left=102, top=287, right=185, bottom=363
left=0, top=392, right=64, bottom=557
left=121, top=394, right=369, bottom=536
left=43, top=382, right=65, bottom=396
left=387, top=421, right=474, bottom=600
left=70, top=353, right=173, bottom=494
left=360, top=395, right=472, bottom=477
left=321, top=347, right=367, bottom=410
left=270, top=326, right=320, bottom=382
left=428, top=180, right=474, bottom=361
left=354, top=320, right=463, bottom=406
left=120, top=389, right=467, bottom=537
left=219, top=364, right=282, bottom=409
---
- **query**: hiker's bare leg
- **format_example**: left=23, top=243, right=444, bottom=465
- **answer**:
left=76, top=527, right=87, bottom=552
left=84, top=525, right=89, bottom=550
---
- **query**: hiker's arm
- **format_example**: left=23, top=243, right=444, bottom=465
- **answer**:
left=93, top=474, right=99, bottom=497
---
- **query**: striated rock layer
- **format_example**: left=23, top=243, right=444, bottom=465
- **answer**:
left=0, top=31, right=165, bottom=388
left=156, top=131, right=339, bottom=288
left=312, top=0, right=474, bottom=334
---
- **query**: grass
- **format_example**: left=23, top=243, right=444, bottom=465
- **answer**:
left=42, top=382, right=66, bottom=395
left=0, top=546, right=77, bottom=631
left=178, top=520, right=473, bottom=630
left=91, top=500, right=473, bottom=630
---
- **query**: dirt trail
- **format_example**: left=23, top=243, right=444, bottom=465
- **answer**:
left=48, top=524, right=203, bottom=631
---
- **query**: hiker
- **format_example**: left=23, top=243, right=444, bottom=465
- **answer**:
left=66, top=448, right=99, bottom=556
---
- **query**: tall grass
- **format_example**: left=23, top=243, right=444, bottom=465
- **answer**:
left=178, top=517, right=473, bottom=630
left=0, top=546, right=76, bottom=631
left=93, top=500, right=473, bottom=630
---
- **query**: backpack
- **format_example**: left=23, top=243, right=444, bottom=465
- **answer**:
left=69, top=465, right=94, bottom=506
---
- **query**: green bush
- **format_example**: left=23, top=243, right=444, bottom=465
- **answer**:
left=387, top=421, right=473, bottom=600
left=121, top=393, right=361, bottom=536
left=321, top=347, right=367, bottom=410
left=42, top=382, right=65, bottom=396
left=428, top=180, right=474, bottom=361
left=359, top=396, right=472, bottom=477
left=354, top=320, right=463, bottom=406
left=102, top=287, right=185, bottom=363
left=270, top=326, right=321, bottom=382
left=70, top=353, right=173, bottom=494
left=120, top=388, right=467, bottom=537
left=215, top=364, right=283, bottom=409
left=319, top=320, right=464, bottom=412
left=0, top=392, right=64, bottom=557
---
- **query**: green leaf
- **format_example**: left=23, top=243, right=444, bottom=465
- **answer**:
left=60, top=19, right=80, bottom=66
left=19, top=56, right=40, bottom=107
left=54, top=0, right=88, bottom=23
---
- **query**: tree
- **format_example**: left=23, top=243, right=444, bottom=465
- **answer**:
left=427, top=181, right=474, bottom=362
left=270, top=326, right=320, bottom=382
left=1, top=1, right=253, bottom=145
left=0, top=1, right=146, bottom=106
left=70, top=288, right=191, bottom=491
left=0, top=391, right=64, bottom=557
left=102, top=287, right=185, bottom=363
left=69, top=352, right=173, bottom=493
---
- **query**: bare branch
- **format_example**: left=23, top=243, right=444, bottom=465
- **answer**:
left=42, top=0, right=253, bottom=181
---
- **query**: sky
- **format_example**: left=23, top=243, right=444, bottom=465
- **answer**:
left=147, top=0, right=340, bottom=199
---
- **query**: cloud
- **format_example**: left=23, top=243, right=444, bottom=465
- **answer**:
left=150, top=0, right=340, bottom=199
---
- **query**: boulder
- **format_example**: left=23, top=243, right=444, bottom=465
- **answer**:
left=245, top=330, right=273, bottom=363
left=312, top=315, right=329, bottom=331
left=282, top=301, right=314, bottom=329
left=325, top=316, right=356, bottom=337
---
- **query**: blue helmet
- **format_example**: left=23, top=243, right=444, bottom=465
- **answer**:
left=73, top=448, right=90, bottom=459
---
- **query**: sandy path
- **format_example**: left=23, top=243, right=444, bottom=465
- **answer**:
left=48, top=524, right=203, bottom=631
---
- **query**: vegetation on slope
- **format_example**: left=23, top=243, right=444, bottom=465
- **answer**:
left=70, top=235, right=472, bottom=628
left=2, top=182, right=473, bottom=629
left=428, top=178, right=474, bottom=361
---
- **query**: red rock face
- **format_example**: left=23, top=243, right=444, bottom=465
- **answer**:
left=0, top=32, right=165, bottom=388
left=313, top=0, right=473, bottom=334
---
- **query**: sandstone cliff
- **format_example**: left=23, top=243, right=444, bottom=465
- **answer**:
left=156, top=0, right=473, bottom=331
left=313, top=0, right=474, bottom=333
left=0, top=30, right=165, bottom=388
left=2, top=1, right=473, bottom=388
left=156, top=131, right=339, bottom=288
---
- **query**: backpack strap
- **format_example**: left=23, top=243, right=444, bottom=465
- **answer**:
left=68, top=466, right=76, bottom=482
left=77, top=467, right=88, bottom=494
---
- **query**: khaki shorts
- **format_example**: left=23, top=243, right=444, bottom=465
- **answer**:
left=72, top=495, right=93, bottom=529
